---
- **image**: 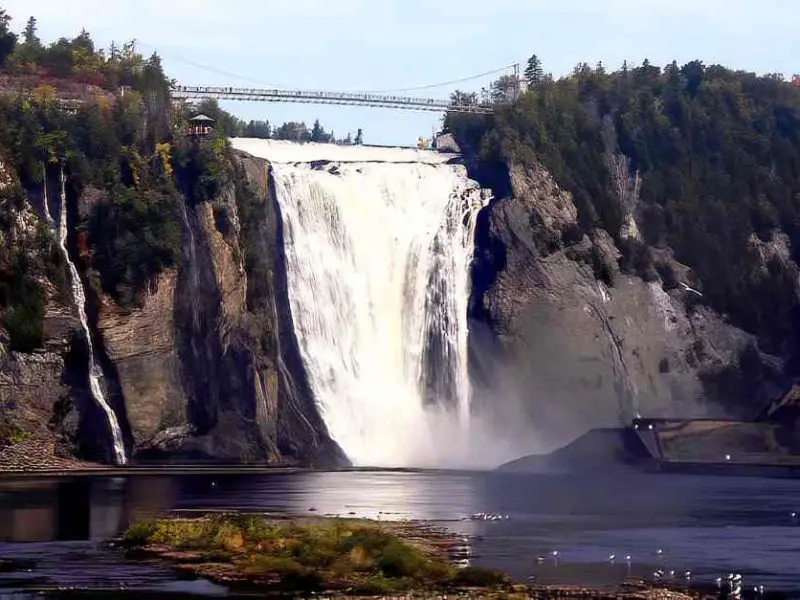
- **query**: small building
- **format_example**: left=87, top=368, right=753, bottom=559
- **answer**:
left=188, top=114, right=215, bottom=137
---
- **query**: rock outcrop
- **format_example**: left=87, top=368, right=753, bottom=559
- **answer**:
left=0, top=152, right=345, bottom=468
left=468, top=160, right=780, bottom=456
left=92, top=151, right=344, bottom=465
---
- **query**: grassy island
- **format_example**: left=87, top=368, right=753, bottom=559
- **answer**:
left=120, top=514, right=718, bottom=599
left=120, top=514, right=509, bottom=596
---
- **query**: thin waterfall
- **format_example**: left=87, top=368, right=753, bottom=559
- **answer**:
left=232, top=140, right=489, bottom=467
left=57, top=166, right=127, bottom=465
left=42, top=164, right=53, bottom=226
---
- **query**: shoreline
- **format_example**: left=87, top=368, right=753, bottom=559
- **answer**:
left=111, top=511, right=718, bottom=600
left=0, top=464, right=469, bottom=481
left=116, top=513, right=710, bottom=599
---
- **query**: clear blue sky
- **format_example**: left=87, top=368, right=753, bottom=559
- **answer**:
left=6, top=0, right=800, bottom=146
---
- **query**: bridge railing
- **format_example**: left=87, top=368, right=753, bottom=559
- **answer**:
left=171, top=85, right=494, bottom=114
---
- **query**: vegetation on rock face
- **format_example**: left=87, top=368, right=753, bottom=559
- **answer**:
left=447, top=59, right=800, bottom=355
left=0, top=7, right=180, bottom=317
left=121, top=515, right=508, bottom=595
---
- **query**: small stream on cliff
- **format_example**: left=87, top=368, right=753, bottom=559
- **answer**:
left=50, top=165, right=127, bottom=466
left=1, top=470, right=799, bottom=598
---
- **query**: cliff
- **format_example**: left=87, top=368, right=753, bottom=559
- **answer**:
left=0, top=150, right=344, bottom=468
left=467, top=160, right=785, bottom=455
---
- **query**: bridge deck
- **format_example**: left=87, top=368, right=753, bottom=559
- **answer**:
left=172, top=85, right=494, bottom=114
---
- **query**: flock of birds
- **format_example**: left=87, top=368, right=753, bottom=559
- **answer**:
left=468, top=512, right=510, bottom=521
left=461, top=510, right=800, bottom=598
left=530, top=547, right=765, bottom=599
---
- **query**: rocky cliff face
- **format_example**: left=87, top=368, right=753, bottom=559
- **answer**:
left=0, top=152, right=344, bottom=468
left=468, top=161, right=784, bottom=455
left=96, top=151, right=344, bottom=464
left=2, top=143, right=791, bottom=469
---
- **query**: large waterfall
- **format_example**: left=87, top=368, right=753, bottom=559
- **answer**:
left=233, top=139, right=489, bottom=467
left=56, top=167, right=127, bottom=465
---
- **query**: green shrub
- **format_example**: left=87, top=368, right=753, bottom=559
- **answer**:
left=120, top=519, right=158, bottom=548
left=450, top=566, right=510, bottom=588
left=377, top=539, right=426, bottom=578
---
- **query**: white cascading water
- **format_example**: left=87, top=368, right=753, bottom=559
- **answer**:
left=57, top=167, right=127, bottom=465
left=232, top=140, right=490, bottom=467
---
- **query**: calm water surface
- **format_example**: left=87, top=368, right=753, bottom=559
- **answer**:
left=0, top=470, right=798, bottom=598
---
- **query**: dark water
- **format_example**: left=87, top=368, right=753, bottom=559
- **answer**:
left=0, top=470, right=799, bottom=597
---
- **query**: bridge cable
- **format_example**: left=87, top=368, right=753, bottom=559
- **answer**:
left=139, top=41, right=516, bottom=98
left=136, top=41, right=292, bottom=88
left=347, top=64, right=518, bottom=94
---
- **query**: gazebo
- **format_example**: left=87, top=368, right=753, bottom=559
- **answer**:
left=188, top=114, right=215, bottom=136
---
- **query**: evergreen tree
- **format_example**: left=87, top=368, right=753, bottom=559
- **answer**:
left=354, top=128, right=363, bottom=145
left=311, top=118, right=324, bottom=142
left=524, top=54, right=543, bottom=88
left=0, top=9, right=16, bottom=66
left=23, top=16, right=39, bottom=47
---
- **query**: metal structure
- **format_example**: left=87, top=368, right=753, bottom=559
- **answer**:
left=171, top=85, right=496, bottom=114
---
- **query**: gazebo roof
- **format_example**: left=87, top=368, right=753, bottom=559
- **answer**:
left=190, top=114, right=215, bottom=122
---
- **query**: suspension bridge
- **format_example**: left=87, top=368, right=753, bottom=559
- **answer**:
left=171, top=85, right=496, bottom=114
left=169, top=64, right=521, bottom=114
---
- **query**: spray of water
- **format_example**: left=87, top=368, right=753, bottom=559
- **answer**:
left=57, top=166, right=127, bottom=465
left=232, top=140, right=491, bottom=467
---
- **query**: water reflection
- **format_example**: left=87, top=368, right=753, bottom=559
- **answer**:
left=0, top=477, right=178, bottom=543
left=0, top=471, right=799, bottom=595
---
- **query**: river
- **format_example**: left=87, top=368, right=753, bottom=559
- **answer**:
left=0, top=470, right=798, bottom=598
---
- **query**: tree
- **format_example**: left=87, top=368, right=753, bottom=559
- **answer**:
left=524, top=54, right=543, bottom=88
left=23, top=16, right=40, bottom=47
left=311, top=119, right=325, bottom=142
left=244, top=120, right=271, bottom=139
left=0, top=9, right=17, bottom=66
left=273, top=121, right=310, bottom=142
left=491, top=75, right=517, bottom=103
left=354, top=128, right=363, bottom=145
left=450, top=90, right=478, bottom=107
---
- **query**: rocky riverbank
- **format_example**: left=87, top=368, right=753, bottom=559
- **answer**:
left=0, top=436, right=104, bottom=472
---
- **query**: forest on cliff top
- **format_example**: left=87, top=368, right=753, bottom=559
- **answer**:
left=447, top=59, right=800, bottom=359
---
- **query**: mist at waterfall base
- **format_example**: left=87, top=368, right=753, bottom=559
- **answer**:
left=233, top=139, right=537, bottom=469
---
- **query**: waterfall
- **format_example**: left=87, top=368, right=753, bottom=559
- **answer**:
left=57, top=166, right=127, bottom=465
left=42, top=164, right=53, bottom=226
left=232, top=140, right=489, bottom=467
